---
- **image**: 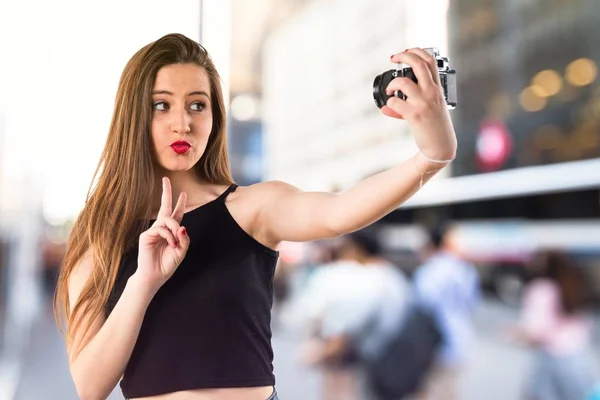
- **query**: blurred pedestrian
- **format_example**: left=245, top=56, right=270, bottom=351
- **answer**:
left=53, top=33, right=458, bottom=400
left=510, top=250, right=598, bottom=400
left=413, top=224, right=480, bottom=400
left=41, top=239, right=65, bottom=303
left=298, top=229, right=410, bottom=400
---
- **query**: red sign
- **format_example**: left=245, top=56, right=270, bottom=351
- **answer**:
left=476, top=120, right=513, bottom=171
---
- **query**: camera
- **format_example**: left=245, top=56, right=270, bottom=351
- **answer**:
left=373, top=47, right=457, bottom=110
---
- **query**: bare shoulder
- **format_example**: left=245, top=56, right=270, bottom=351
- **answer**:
left=233, top=180, right=300, bottom=204
left=226, top=180, right=300, bottom=219
left=226, top=181, right=301, bottom=249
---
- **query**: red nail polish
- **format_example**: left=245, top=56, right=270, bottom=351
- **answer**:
left=182, top=227, right=187, bottom=236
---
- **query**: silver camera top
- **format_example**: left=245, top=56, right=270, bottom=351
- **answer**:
left=395, top=47, right=450, bottom=72
left=423, top=47, right=440, bottom=57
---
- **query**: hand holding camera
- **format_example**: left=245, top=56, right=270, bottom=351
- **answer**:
left=373, top=48, right=458, bottom=162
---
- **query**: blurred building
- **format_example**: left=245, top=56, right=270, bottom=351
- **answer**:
left=228, top=117, right=265, bottom=185
left=261, top=0, right=451, bottom=191
left=0, top=112, right=7, bottom=345
left=449, top=0, right=600, bottom=176
left=226, top=0, right=308, bottom=185
left=0, top=112, right=6, bottom=224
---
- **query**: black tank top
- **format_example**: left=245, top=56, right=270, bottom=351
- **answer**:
left=105, top=184, right=279, bottom=398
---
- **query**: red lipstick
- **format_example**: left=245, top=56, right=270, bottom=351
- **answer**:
left=171, top=141, right=191, bottom=154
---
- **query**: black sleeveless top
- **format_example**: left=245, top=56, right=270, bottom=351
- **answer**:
left=105, top=185, right=279, bottom=398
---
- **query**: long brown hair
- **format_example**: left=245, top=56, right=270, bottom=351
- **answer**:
left=532, top=250, right=592, bottom=314
left=54, top=33, right=234, bottom=353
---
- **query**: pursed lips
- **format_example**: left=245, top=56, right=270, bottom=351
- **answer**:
left=170, top=141, right=191, bottom=154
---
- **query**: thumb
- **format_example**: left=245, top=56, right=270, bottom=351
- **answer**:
left=381, top=104, right=404, bottom=119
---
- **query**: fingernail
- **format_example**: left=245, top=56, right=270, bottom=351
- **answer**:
left=390, top=54, right=394, bottom=59
left=182, top=227, right=187, bottom=236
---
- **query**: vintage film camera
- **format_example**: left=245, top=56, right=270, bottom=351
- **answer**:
left=373, top=47, right=457, bottom=110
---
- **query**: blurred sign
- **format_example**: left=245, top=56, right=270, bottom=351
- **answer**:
left=476, top=120, right=512, bottom=172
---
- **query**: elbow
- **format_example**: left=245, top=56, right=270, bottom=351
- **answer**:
left=75, top=383, right=113, bottom=400
left=69, top=347, right=121, bottom=400
left=324, top=201, right=367, bottom=238
left=324, top=214, right=361, bottom=238
left=323, top=218, right=345, bottom=239
left=72, top=371, right=112, bottom=400
left=75, top=386, right=104, bottom=400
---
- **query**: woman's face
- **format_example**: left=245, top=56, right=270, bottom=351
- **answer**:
left=150, top=63, right=213, bottom=172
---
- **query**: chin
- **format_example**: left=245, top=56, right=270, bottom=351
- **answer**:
left=162, top=163, right=197, bottom=173
left=154, top=150, right=203, bottom=173
left=155, top=158, right=198, bottom=173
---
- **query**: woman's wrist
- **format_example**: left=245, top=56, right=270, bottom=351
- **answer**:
left=418, top=150, right=456, bottom=165
left=413, top=152, right=451, bottom=189
left=127, top=273, right=160, bottom=302
left=415, top=151, right=453, bottom=172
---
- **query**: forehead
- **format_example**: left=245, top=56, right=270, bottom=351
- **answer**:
left=153, top=63, right=210, bottom=92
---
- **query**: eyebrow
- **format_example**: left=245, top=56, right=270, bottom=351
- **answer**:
left=152, top=90, right=210, bottom=98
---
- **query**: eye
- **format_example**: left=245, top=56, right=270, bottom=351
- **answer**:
left=190, top=102, right=206, bottom=112
left=153, top=101, right=169, bottom=111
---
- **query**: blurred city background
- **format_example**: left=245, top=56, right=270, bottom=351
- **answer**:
left=0, top=0, right=599, bottom=399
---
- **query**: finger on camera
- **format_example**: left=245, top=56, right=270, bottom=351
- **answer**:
left=381, top=105, right=405, bottom=120
left=147, top=226, right=178, bottom=248
left=385, top=97, right=411, bottom=119
left=386, top=77, right=420, bottom=99
left=395, top=52, right=435, bottom=87
left=406, top=48, right=440, bottom=85
left=172, top=192, right=187, bottom=223
left=159, top=177, right=173, bottom=217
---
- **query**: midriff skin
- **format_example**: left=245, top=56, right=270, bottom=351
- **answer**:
left=133, top=386, right=274, bottom=400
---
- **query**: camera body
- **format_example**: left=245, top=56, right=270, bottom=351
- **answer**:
left=373, top=47, right=457, bottom=110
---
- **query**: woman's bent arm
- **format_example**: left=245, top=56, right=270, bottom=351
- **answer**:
left=67, top=252, right=156, bottom=400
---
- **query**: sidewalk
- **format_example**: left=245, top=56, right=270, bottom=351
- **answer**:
left=14, top=309, right=122, bottom=400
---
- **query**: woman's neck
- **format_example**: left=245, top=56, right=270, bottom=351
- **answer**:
left=151, top=169, right=208, bottom=213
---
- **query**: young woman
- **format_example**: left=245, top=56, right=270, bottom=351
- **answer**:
left=54, top=33, right=457, bottom=400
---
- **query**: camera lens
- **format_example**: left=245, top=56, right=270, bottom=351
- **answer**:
left=372, top=69, right=396, bottom=109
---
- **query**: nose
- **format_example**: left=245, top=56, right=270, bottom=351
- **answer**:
left=170, top=108, right=192, bottom=136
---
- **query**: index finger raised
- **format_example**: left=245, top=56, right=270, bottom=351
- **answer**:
left=159, top=177, right=173, bottom=217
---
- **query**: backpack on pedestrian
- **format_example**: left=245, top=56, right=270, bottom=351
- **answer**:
left=365, top=304, right=442, bottom=400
